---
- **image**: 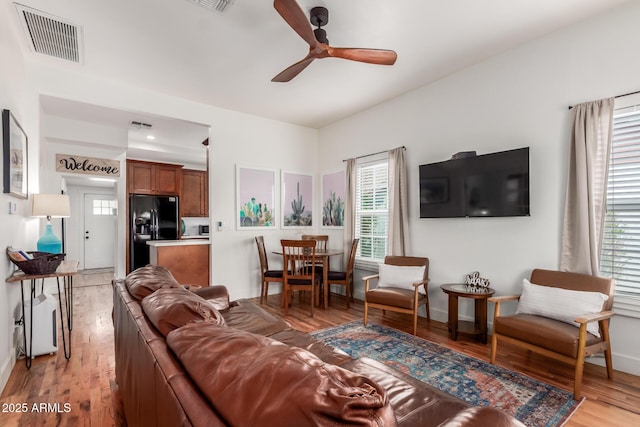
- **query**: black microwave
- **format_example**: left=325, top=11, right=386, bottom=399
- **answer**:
left=198, top=225, right=209, bottom=235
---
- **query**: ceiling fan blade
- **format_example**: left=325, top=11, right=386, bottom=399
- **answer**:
left=272, top=55, right=316, bottom=82
left=274, top=0, right=317, bottom=48
left=327, top=47, right=398, bottom=65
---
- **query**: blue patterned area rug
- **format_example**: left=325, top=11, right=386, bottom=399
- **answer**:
left=311, top=321, right=583, bottom=427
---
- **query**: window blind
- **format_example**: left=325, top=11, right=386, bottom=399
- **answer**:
left=355, top=159, right=388, bottom=270
left=601, top=106, right=640, bottom=315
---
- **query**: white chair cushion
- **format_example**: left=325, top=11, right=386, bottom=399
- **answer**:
left=377, top=264, right=427, bottom=294
left=516, top=278, right=608, bottom=337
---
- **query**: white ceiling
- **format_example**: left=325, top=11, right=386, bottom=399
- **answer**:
left=10, top=0, right=631, bottom=130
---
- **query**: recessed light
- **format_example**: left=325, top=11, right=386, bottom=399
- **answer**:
left=146, top=135, right=155, bottom=140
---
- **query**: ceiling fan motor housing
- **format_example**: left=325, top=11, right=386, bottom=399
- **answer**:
left=310, top=7, right=329, bottom=44
left=310, top=6, right=328, bottom=27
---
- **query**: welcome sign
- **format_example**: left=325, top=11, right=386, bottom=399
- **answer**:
left=56, top=154, right=120, bottom=177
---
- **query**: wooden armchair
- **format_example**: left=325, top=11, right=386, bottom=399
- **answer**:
left=489, top=268, right=615, bottom=400
left=363, top=256, right=430, bottom=335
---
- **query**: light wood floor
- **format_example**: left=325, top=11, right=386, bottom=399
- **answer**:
left=1, top=283, right=639, bottom=426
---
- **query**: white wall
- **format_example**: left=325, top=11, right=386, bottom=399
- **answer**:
left=21, top=60, right=318, bottom=301
left=318, top=1, right=640, bottom=375
left=0, top=0, right=39, bottom=392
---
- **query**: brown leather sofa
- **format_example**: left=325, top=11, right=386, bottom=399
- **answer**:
left=113, top=265, right=523, bottom=427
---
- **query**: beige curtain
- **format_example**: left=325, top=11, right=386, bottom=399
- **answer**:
left=388, top=147, right=410, bottom=256
left=560, top=98, right=614, bottom=275
left=343, top=158, right=357, bottom=267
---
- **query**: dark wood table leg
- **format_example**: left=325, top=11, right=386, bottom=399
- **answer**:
left=475, top=297, right=488, bottom=344
left=323, top=256, right=329, bottom=309
left=447, top=294, right=458, bottom=340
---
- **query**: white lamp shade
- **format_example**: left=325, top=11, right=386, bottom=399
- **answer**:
left=31, top=194, right=71, bottom=218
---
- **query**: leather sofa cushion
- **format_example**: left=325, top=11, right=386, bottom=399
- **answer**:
left=221, top=299, right=291, bottom=336
left=142, top=287, right=226, bottom=336
left=125, top=265, right=180, bottom=300
left=366, top=288, right=426, bottom=310
left=438, top=407, right=525, bottom=427
left=342, top=357, right=468, bottom=426
left=494, top=314, right=602, bottom=358
left=167, top=322, right=398, bottom=427
left=192, top=285, right=231, bottom=311
left=266, top=329, right=353, bottom=366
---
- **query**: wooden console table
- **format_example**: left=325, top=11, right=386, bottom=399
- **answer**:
left=440, top=283, right=495, bottom=344
left=6, top=260, right=78, bottom=368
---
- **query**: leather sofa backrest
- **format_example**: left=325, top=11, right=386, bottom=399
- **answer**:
left=530, top=268, right=615, bottom=311
left=142, top=286, right=226, bottom=336
left=125, top=265, right=181, bottom=300
left=167, top=322, right=398, bottom=427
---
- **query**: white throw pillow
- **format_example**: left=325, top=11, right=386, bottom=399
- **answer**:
left=516, top=278, right=608, bottom=337
left=377, top=264, right=427, bottom=294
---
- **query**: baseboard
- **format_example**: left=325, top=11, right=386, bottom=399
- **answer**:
left=0, top=347, right=17, bottom=394
left=585, top=352, right=640, bottom=376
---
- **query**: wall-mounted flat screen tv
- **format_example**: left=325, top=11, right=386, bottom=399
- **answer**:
left=419, top=147, right=530, bottom=218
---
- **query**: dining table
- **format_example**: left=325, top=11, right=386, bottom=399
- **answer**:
left=273, top=248, right=343, bottom=309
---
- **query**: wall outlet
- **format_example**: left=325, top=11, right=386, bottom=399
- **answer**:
left=8, top=201, right=17, bottom=214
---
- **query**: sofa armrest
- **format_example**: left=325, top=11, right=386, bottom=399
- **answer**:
left=192, top=285, right=230, bottom=311
left=488, top=295, right=521, bottom=303
left=489, top=295, right=521, bottom=322
left=575, top=310, right=615, bottom=324
left=362, top=274, right=379, bottom=292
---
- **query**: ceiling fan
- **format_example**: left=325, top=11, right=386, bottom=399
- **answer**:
left=272, top=0, right=398, bottom=82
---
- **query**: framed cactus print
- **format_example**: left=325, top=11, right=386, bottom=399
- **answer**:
left=321, top=170, right=345, bottom=228
left=281, top=170, right=313, bottom=228
left=236, top=166, right=277, bottom=230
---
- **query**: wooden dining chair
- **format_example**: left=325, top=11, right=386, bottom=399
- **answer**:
left=281, top=239, right=322, bottom=317
left=301, top=235, right=328, bottom=252
left=301, top=234, right=329, bottom=275
left=255, top=236, right=283, bottom=304
left=326, top=238, right=359, bottom=308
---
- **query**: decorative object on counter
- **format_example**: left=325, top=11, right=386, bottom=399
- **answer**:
left=2, top=109, right=29, bottom=199
left=321, top=170, right=345, bottom=228
left=281, top=170, right=313, bottom=228
left=464, top=271, right=490, bottom=291
left=181, top=219, right=186, bottom=235
left=7, top=247, right=64, bottom=274
left=236, top=166, right=276, bottom=229
left=31, top=193, right=71, bottom=254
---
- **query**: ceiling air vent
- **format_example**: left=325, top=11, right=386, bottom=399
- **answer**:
left=130, top=121, right=153, bottom=129
left=186, top=0, right=236, bottom=13
left=14, top=3, right=83, bottom=63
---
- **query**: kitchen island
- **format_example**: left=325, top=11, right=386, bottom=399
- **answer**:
left=147, top=239, right=210, bottom=287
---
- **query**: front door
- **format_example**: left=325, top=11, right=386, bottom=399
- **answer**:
left=84, top=193, right=116, bottom=269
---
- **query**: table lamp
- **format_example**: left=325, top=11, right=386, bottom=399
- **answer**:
left=31, top=194, right=71, bottom=254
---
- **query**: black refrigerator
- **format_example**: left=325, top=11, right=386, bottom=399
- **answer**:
left=129, top=194, right=179, bottom=270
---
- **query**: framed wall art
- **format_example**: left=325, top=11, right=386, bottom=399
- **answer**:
left=281, top=170, right=313, bottom=228
left=2, top=109, right=28, bottom=199
left=321, top=170, right=345, bottom=228
left=236, top=166, right=276, bottom=230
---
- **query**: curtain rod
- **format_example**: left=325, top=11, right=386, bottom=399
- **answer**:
left=568, top=89, right=640, bottom=110
left=342, top=146, right=406, bottom=162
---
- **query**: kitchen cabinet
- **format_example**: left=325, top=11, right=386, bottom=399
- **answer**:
left=181, top=169, right=208, bottom=217
left=148, top=240, right=210, bottom=287
left=127, top=160, right=182, bottom=195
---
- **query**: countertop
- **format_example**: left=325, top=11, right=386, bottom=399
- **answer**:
left=147, top=239, right=210, bottom=247
left=180, top=235, right=210, bottom=240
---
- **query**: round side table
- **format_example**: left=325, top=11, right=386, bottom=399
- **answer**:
left=440, top=283, right=495, bottom=344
